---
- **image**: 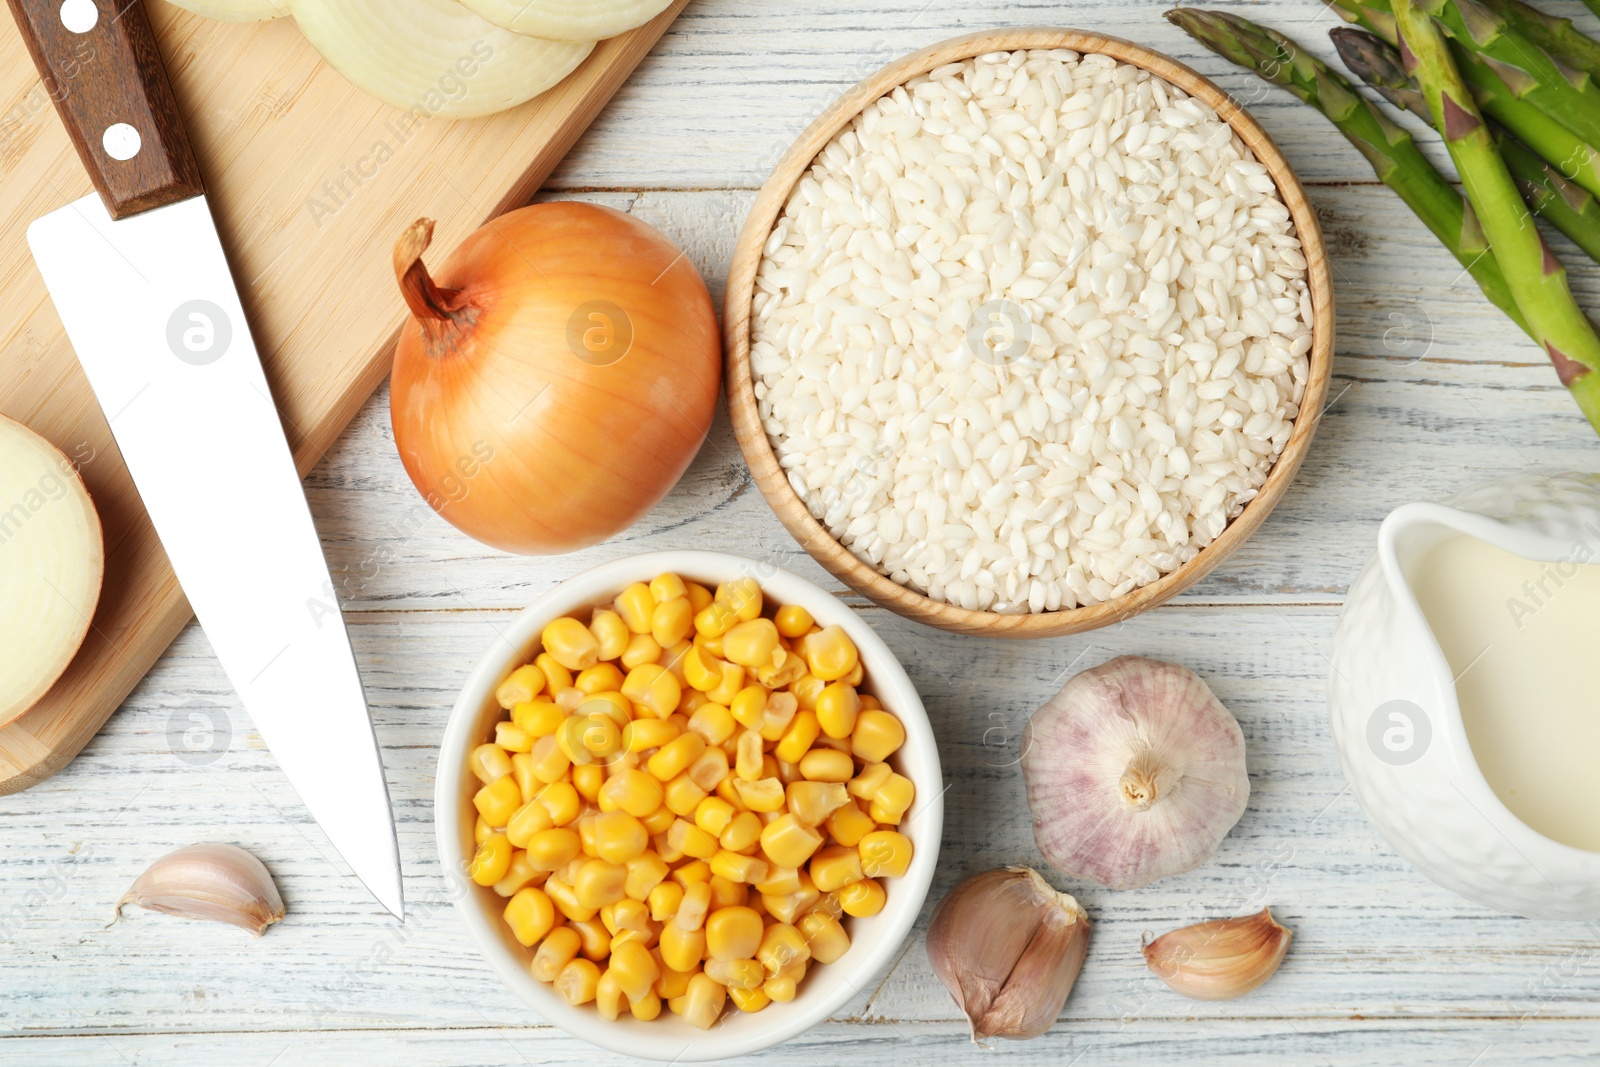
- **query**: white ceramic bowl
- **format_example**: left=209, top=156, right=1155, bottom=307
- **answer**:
left=435, top=550, right=944, bottom=1060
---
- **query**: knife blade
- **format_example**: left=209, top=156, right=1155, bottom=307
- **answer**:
left=10, top=0, right=403, bottom=917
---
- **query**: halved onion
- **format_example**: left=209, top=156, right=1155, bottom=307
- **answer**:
left=165, top=0, right=289, bottom=19
left=289, top=0, right=594, bottom=119
left=456, top=0, right=676, bottom=42
left=0, top=416, right=103, bottom=724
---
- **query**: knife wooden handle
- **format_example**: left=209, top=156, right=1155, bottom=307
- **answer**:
left=5, top=0, right=204, bottom=219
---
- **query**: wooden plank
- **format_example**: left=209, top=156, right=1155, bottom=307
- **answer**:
left=0, top=0, right=688, bottom=791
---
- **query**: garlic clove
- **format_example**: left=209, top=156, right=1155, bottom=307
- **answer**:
left=1142, top=907, right=1291, bottom=1001
left=111, top=843, right=285, bottom=937
left=926, top=867, right=1090, bottom=1044
left=1022, top=655, right=1251, bottom=890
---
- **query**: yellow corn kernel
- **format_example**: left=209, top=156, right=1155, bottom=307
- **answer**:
left=848, top=761, right=893, bottom=800
left=469, top=832, right=513, bottom=886
left=714, top=774, right=746, bottom=810
left=708, top=874, right=749, bottom=910
left=814, top=682, right=861, bottom=740
left=594, top=968, right=625, bottom=1022
left=809, top=845, right=864, bottom=893
left=612, top=582, right=654, bottom=633
left=659, top=921, right=706, bottom=972
left=684, top=646, right=727, bottom=694
left=470, top=743, right=514, bottom=785
left=621, top=717, right=679, bottom=755
left=473, top=774, right=522, bottom=828
left=531, top=926, right=581, bottom=983
left=525, top=734, right=570, bottom=786
left=825, top=800, right=876, bottom=848
left=715, top=808, right=759, bottom=853
left=503, top=886, right=556, bottom=947
left=856, top=692, right=881, bottom=711
left=624, top=851, right=670, bottom=901
left=704, top=905, right=764, bottom=961
left=763, top=974, right=798, bottom=1003
left=734, top=729, right=764, bottom=782
left=673, top=972, right=727, bottom=1030
left=510, top=752, right=540, bottom=803
left=755, top=649, right=806, bottom=690
left=706, top=662, right=745, bottom=707
left=493, top=851, right=543, bottom=897
left=790, top=673, right=826, bottom=712
left=688, top=702, right=737, bottom=746
left=647, top=733, right=706, bottom=781
left=709, top=849, right=768, bottom=885
left=798, top=911, right=850, bottom=964
left=574, top=662, right=625, bottom=696
left=757, top=922, right=812, bottom=975
left=533, top=652, right=573, bottom=694
left=496, top=664, right=547, bottom=709
left=838, top=877, right=887, bottom=918
left=648, top=880, right=684, bottom=922
left=760, top=812, right=825, bottom=869
left=757, top=691, right=800, bottom=742
left=811, top=889, right=845, bottom=921
left=555, top=958, right=601, bottom=1005
left=621, top=632, right=663, bottom=671
left=734, top=776, right=786, bottom=813
left=859, top=830, right=914, bottom=879
left=524, top=827, right=582, bottom=872
left=572, top=763, right=605, bottom=805
left=574, top=859, right=627, bottom=910
left=760, top=754, right=782, bottom=781
left=687, top=747, right=730, bottom=794
left=692, top=599, right=738, bottom=640
left=660, top=639, right=693, bottom=683
left=602, top=768, right=665, bottom=818
left=655, top=962, right=693, bottom=1000
left=558, top=705, right=625, bottom=767
left=800, top=625, right=858, bottom=682
left=674, top=880, right=713, bottom=930
left=798, top=748, right=853, bottom=784
left=673, top=579, right=708, bottom=613
left=506, top=799, right=555, bottom=848
left=722, top=618, right=780, bottom=669
left=641, top=805, right=676, bottom=835
left=607, top=937, right=662, bottom=1003
left=715, top=577, right=760, bottom=621
left=761, top=878, right=821, bottom=925
left=843, top=659, right=864, bottom=687
left=542, top=617, right=600, bottom=672
left=543, top=877, right=594, bottom=923
left=754, top=866, right=802, bottom=896
left=773, top=603, right=813, bottom=639
left=662, top=777, right=709, bottom=823
left=706, top=957, right=765, bottom=991
left=592, top=810, right=649, bottom=865
left=694, top=796, right=737, bottom=837
left=868, top=773, right=916, bottom=824
left=680, top=689, right=711, bottom=717
left=641, top=571, right=684, bottom=603
left=474, top=817, right=492, bottom=846
left=666, top=817, right=720, bottom=860
left=672, top=859, right=712, bottom=886
left=729, top=686, right=767, bottom=731
left=727, top=985, right=770, bottom=1013
left=589, top=608, right=630, bottom=661
left=649, top=595, right=693, bottom=649
left=552, top=686, right=586, bottom=712
left=787, top=781, right=849, bottom=826
left=572, top=916, right=612, bottom=961
left=773, top=710, right=822, bottom=765
left=622, top=663, right=682, bottom=720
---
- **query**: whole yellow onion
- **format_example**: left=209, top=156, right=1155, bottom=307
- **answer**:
left=389, top=203, right=721, bottom=554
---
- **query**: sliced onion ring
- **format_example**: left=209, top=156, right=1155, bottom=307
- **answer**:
left=456, top=0, right=676, bottom=42
left=289, top=0, right=594, bottom=119
left=0, top=416, right=103, bottom=725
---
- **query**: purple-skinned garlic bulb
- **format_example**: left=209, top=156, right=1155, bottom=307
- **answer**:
left=1021, top=656, right=1250, bottom=890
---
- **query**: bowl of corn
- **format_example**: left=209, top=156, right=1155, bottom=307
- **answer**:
left=435, top=550, right=943, bottom=1061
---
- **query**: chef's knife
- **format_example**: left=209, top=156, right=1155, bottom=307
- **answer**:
left=10, top=0, right=403, bottom=918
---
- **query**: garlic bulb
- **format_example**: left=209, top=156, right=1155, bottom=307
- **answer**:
left=925, top=867, right=1090, bottom=1044
left=111, top=843, right=285, bottom=936
left=1021, top=656, right=1250, bottom=890
left=1143, top=908, right=1292, bottom=1000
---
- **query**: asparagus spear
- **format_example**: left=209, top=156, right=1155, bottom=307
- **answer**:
left=1475, top=0, right=1600, bottom=80
left=1164, top=8, right=1528, bottom=333
left=1322, top=0, right=1600, bottom=150
left=1393, top=0, right=1600, bottom=429
left=1333, top=26, right=1600, bottom=263
left=1324, top=0, right=1600, bottom=197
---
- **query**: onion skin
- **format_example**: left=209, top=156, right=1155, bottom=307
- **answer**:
left=389, top=203, right=721, bottom=554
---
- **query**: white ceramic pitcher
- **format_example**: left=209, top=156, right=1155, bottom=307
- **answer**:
left=1329, top=472, right=1600, bottom=920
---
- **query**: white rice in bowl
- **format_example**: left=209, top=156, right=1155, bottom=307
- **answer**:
left=748, top=48, right=1313, bottom=614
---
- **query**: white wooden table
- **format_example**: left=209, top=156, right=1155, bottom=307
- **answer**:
left=5, top=1, right=1600, bottom=1063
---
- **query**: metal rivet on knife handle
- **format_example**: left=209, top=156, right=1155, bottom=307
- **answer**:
left=3, top=0, right=205, bottom=218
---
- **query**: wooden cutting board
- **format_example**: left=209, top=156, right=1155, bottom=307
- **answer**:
left=0, top=1, right=687, bottom=793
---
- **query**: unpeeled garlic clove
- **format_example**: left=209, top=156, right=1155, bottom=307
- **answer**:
left=925, top=867, right=1090, bottom=1044
left=111, top=843, right=285, bottom=937
left=1142, top=907, right=1291, bottom=1000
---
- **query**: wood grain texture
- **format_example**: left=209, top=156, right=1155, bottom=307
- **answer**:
left=723, top=27, right=1336, bottom=638
left=5, top=0, right=1600, bottom=1061
left=4, top=0, right=205, bottom=218
left=0, top=0, right=688, bottom=790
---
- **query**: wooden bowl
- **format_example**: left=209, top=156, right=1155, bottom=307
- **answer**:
left=723, top=28, right=1335, bottom=638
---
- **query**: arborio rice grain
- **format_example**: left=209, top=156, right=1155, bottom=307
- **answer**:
left=749, top=49, right=1313, bottom=614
